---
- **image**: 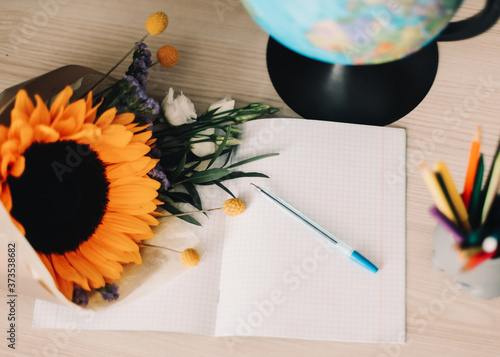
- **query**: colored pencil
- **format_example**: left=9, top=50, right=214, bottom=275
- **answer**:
left=462, top=126, right=481, bottom=208
left=459, top=246, right=484, bottom=260
left=461, top=250, right=496, bottom=272
left=481, top=151, right=500, bottom=224
left=479, top=137, right=500, bottom=218
left=420, top=162, right=456, bottom=224
left=429, top=206, right=466, bottom=244
left=468, top=154, right=484, bottom=230
left=434, top=161, right=471, bottom=232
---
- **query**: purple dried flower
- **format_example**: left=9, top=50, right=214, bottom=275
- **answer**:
left=126, top=43, right=152, bottom=88
left=148, top=164, right=170, bottom=190
left=72, top=285, right=89, bottom=307
left=132, top=86, right=148, bottom=101
left=149, top=146, right=162, bottom=159
left=97, top=283, right=119, bottom=302
left=124, top=75, right=140, bottom=88
left=151, top=101, right=160, bottom=116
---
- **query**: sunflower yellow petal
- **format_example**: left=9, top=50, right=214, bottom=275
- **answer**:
left=0, top=125, right=8, bottom=143
left=106, top=200, right=158, bottom=215
left=108, top=186, right=159, bottom=204
left=33, top=125, right=60, bottom=143
left=117, top=250, right=142, bottom=265
left=112, top=113, right=135, bottom=125
left=134, top=213, right=159, bottom=226
left=65, top=123, right=102, bottom=143
left=108, top=176, right=161, bottom=190
left=12, top=90, right=34, bottom=121
left=51, top=254, right=88, bottom=288
left=95, top=108, right=117, bottom=129
left=102, top=212, right=154, bottom=234
left=1, top=140, right=19, bottom=156
left=130, top=131, right=152, bottom=144
left=95, top=225, right=141, bottom=251
left=105, top=158, right=157, bottom=181
left=101, top=124, right=134, bottom=147
left=8, top=120, right=34, bottom=151
left=30, top=95, right=51, bottom=127
left=86, top=237, right=136, bottom=263
left=10, top=108, right=29, bottom=124
left=52, top=100, right=86, bottom=137
left=95, top=142, right=151, bottom=163
left=127, top=124, right=150, bottom=133
left=49, top=86, right=73, bottom=118
left=10, top=156, right=25, bottom=177
left=55, top=274, right=74, bottom=300
left=78, top=248, right=123, bottom=280
left=127, top=232, right=156, bottom=242
left=37, top=253, right=59, bottom=289
left=0, top=183, right=12, bottom=211
left=0, top=153, right=16, bottom=179
left=65, top=251, right=105, bottom=290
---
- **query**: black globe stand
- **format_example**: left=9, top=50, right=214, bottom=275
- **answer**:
left=266, top=37, right=439, bottom=126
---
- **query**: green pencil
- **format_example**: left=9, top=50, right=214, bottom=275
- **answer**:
left=468, top=154, right=484, bottom=230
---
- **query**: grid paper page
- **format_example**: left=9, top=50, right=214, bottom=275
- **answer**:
left=215, top=118, right=406, bottom=342
left=32, top=188, right=227, bottom=335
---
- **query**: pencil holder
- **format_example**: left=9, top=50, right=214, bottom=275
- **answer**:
left=432, top=223, right=500, bottom=300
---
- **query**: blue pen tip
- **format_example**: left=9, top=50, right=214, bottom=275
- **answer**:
left=350, top=251, right=379, bottom=273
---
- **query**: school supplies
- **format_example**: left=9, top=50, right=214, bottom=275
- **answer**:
left=33, top=118, right=406, bottom=343
left=250, top=183, right=379, bottom=273
left=421, top=126, right=500, bottom=271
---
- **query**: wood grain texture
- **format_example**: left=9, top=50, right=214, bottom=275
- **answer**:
left=1, top=0, right=500, bottom=356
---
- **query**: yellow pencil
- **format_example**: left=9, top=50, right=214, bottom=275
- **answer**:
left=420, top=162, right=456, bottom=224
left=434, top=161, right=471, bottom=232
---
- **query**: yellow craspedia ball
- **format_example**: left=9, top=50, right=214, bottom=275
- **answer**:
left=157, top=45, right=180, bottom=68
left=146, top=12, right=169, bottom=36
left=180, top=248, right=200, bottom=267
left=222, top=198, right=245, bottom=217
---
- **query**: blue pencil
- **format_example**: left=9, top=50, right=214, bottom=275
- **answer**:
left=251, top=183, right=378, bottom=273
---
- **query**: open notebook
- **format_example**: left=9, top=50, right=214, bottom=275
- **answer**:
left=33, top=118, right=406, bottom=343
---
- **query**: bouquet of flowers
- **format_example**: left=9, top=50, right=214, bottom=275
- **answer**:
left=0, top=11, right=278, bottom=308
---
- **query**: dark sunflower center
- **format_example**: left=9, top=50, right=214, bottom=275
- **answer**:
left=7, top=141, right=109, bottom=255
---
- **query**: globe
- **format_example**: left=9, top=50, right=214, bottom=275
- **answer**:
left=241, top=0, right=462, bottom=65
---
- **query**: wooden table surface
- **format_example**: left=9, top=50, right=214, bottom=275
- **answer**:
left=1, top=0, right=500, bottom=356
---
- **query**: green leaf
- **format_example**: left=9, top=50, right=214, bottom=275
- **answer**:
left=225, top=153, right=279, bottom=169
left=220, top=146, right=234, bottom=168
left=166, top=192, right=202, bottom=210
left=160, top=201, right=202, bottom=226
left=218, top=171, right=270, bottom=181
left=183, top=182, right=203, bottom=210
left=207, top=126, right=231, bottom=169
left=213, top=181, right=235, bottom=198
left=183, top=168, right=231, bottom=184
left=178, top=161, right=201, bottom=178
left=170, top=154, right=187, bottom=181
left=196, top=171, right=270, bottom=185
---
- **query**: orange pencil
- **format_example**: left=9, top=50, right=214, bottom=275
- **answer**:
left=461, top=250, right=496, bottom=272
left=462, top=126, right=481, bottom=208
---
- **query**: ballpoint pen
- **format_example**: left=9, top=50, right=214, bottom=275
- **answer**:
left=250, top=183, right=379, bottom=273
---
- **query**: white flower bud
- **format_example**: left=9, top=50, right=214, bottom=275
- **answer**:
left=161, top=87, right=197, bottom=126
left=208, top=95, right=235, bottom=114
left=190, top=128, right=216, bottom=157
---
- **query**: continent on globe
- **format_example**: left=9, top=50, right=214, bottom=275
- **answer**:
left=242, top=0, right=462, bottom=65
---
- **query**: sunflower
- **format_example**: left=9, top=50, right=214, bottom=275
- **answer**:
left=0, top=86, right=161, bottom=301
